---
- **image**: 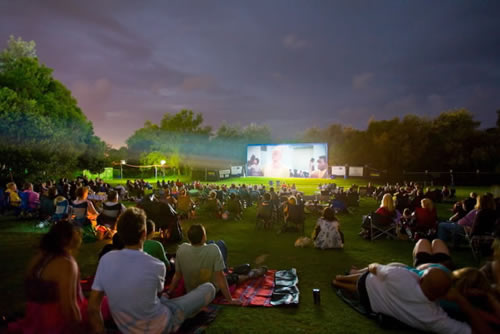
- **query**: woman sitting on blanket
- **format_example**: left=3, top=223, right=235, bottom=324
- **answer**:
left=313, top=207, right=344, bottom=249
left=9, top=221, right=87, bottom=333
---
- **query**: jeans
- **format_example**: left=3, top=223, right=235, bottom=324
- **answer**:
left=437, top=222, right=465, bottom=243
left=207, top=240, right=228, bottom=270
left=161, top=282, right=216, bottom=333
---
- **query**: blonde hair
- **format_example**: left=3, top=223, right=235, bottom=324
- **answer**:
left=380, top=193, right=394, bottom=212
left=288, top=196, right=297, bottom=205
left=421, top=198, right=434, bottom=211
left=54, top=196, right=67, bottom=205
left=452, top=267, right=490, bottom=297
left=6, top=182, right=17, bottom=191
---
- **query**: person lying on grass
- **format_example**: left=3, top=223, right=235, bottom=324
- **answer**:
left=333, top=239, right=496, bottom=334
left=167, top=224, right=267, bottom=304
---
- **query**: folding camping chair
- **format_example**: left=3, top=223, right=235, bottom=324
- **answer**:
left=369, top=212, right=397, bottom=241
left=464, top=228, right=495, bottom=262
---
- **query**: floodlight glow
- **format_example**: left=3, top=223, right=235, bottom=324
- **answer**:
left=160, top=160, right=166, bottom=165
left=121, top=160, right=126, bottom=165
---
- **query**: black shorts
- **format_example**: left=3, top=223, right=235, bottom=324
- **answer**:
left=357, top=272, right=372, bottom=313
left=414, top=252, right=454, bottom=270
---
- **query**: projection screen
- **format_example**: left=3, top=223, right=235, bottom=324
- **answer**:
left=246, top=143, right=328, bottom=178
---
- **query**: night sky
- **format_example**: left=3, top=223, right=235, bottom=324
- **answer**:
left=1, top=0, right=499, bottom=147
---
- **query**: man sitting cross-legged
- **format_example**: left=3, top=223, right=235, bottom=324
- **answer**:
left=88, top=208, right=216, bottom=334
left=332, top=241, right=494, bottom=334
left=167, top=224, right=267, bottom=304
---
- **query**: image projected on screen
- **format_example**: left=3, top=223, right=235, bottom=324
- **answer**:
left=247, top=143, right=328, bottom=178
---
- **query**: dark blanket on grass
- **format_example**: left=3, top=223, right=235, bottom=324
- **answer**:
left=213, top=268, right=299, bottom=307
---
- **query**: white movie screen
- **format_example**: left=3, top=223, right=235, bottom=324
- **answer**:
left=247, top=143, right=329, bottom=178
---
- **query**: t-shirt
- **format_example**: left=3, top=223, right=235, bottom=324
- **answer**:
left=92, top=249, right=170, bottom=334
left=144, top=240, right=170, bottom=270
left=175, top=243, right=225, bottom=292
left=366, top=265, right=471, bottom=334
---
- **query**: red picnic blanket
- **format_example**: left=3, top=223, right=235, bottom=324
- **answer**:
left=212, top=270, right=277, bottom=307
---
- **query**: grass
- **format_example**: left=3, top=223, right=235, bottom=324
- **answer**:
left=0, top=178, right=493, bottom=333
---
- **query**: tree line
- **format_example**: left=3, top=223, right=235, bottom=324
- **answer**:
left=1, top=36, right=499, bottom=182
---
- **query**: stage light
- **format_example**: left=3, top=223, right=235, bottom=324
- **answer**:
left=160, top=160, right=166, bottom=165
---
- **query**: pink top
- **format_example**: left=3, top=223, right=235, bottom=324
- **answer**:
left=457, top=209, right=477, bottom=227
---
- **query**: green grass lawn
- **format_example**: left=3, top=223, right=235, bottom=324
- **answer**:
left=0, top=178, right=493, bottom=333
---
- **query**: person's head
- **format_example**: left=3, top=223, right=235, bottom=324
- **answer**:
left=380, top=193, right=394, bottom=212
left=107, top=190, right=118, bottom=202
left=452, top=267, right=491, bottom=308
left=317, top=156, right=327, bottom=171
left=470, top=192, right=477, bottom=199
left=209, top=190, right=216, bottom=199
left=75, top=186, right=89, bottom=200
left=420, top=267, right=452, bottom=301
left=6, top=182, right=17, bottom=192
left=117, top=207, right=147, bottom=246
left=421, top=198, right=434, bottom=211
left=271, top=147, right=283, bottom=164
left=288, top=196, right=297, bottom=205
left=263, top=193, right=271, bottom=201
left=230, top=193, right=236, bottom=200
left=40, top=221, right=82, bottom=255
left=310, top=158, right=315, bottom=163
left=322, top=207, right=336, bottom=222
left=146, top=219, right=155, bottom=239
left=23, top=182, right=33, bottom=191
left=187, top=224, right=206, bottom=245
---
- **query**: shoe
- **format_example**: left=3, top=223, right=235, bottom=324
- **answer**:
left=233, top=263, right=251, bottom=275
left=248, top=266, right=268, bottom=278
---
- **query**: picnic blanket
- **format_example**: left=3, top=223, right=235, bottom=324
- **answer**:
left=213, top=268, right=299, bottom=307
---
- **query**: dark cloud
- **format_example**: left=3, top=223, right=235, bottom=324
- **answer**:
left=1, top=0, right=499, bottom=147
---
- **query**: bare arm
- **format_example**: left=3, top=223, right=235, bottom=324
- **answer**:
left=368, top=263, right=379, bottom=275
left=167, top=271, right=182, bottom=295
left=215, top=271, right=241, bottom=305
left=88, top=290, right=106, bottom=334
left=57, top=258, right=82, bottom=323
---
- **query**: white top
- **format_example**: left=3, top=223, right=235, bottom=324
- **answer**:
left=366, top=265, right=471, bottom=334
left=92, top=249, right=170, bottom=334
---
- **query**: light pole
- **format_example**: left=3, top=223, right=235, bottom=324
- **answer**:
left=120, top=160, right=126, bottom=179
left=160, top=160, right=166, bottom=179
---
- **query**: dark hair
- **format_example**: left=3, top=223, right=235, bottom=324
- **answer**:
left=322, top=207, right=337, bottom=221
left=40, top=221, right=78, bottom=255
left=117, top=207, right=147, bottom=246
left=318, top=155, right=327, bottom=163
left=75, top=186, right=88, bottom=199
left=107, top=190, right=118, bottom=201
left=146, top=219, right=155, bottom=235
left=48, top=186, right=58, bottom=198
left=188, top=224, right=205, bottom=245
left=263, top=193, right=271, bottom=201
left=23, top=182, right=32, bottom=190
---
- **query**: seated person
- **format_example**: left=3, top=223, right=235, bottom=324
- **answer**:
left=96, top=191, right=126, bottom=230
left=412, top=198, right=437, bottom=238
left=470, top=193, right=497, bottom=237
left=52, top=196, right=70, bottom=222
left=375, top=193, right=397, bottom=221
left=39, top=186, right=58, bottom=220
left=167, top=224, right=267, bottom=303
left=313, top=207, right=343, bottom=249
left=88, top=208, right=216, bottom=334
left=257, top=193, right=274, bottom=229
left=176, top=189, right=195, bottom=219
left=143, top=219, right=171, bottom=272
left=203, top=191, right=222, bottom=218
left=9, top=221, right=87, bottom=333
left=98, top=233, right=124, bottom=261
left=71, top=186, right=99, bottom=228
left=22, top=182, right=40, bottom=212
left=5, top=182, right=21, bottom=211
left=225, top=193, right=242, bottom=220
left=282, top=196, right=304, bottom=232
